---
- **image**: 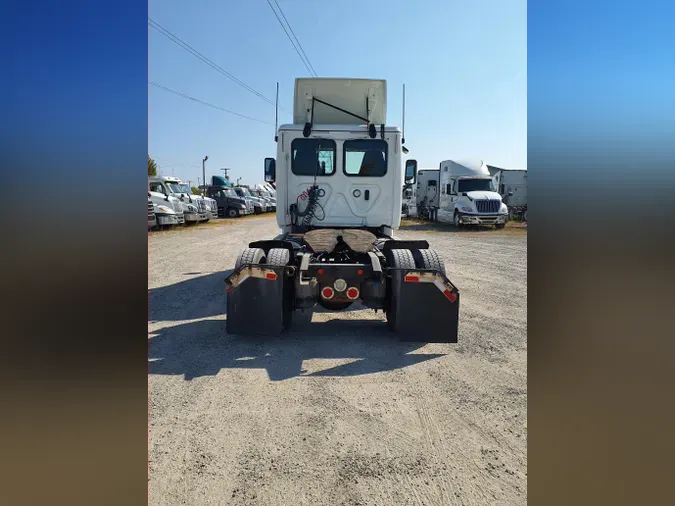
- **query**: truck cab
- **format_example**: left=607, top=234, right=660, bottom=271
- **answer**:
left=226, top=78, right=459, bottom=340
left=233, top=186, right=264, bottom=214
left=206, top=185, right=249, bottom=218
left=148, top=177, right=185, bottom=225
left=149, top=176, right=205, bottom=223
left=436, top=160, right=508, bottom=228
left=401, top=183, right=416, bottom=218
left=415, top=169, right=440, bottom=220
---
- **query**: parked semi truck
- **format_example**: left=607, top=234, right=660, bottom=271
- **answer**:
left=149, top=176, right=205, bottom=223
left=225, top=78, right=459, bottom=341
left=148, top=180, right=185, bottom=225
left=488, top=166, right=527, bottom=221
left=234, top=186, right=266, bottom=214
left=401, top=183, right=416, bottom=218
left=415, top=168, right=440, bottom=220
left=436, top=159, right=508, bottom=228
left=207, top=185, right=250, bottom=218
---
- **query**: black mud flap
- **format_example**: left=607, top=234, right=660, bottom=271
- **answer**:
left=389, top=269, right=459, bottom=343
left=225, top=264, right=295, bottom=336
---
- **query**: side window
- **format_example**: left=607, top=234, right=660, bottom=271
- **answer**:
left=149, top=182, right=164, bottom=194
left=446, top=183, right=452, bottom=195
left=291, top=138, right=336, bottom=176
left=343, top=139, right=388, bottom=177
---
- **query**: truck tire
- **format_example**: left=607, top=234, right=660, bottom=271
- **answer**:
left=453, top=211, right=462, bottom=228
left=386, top=249, right=416, bottom=331
left=235, top=247, right=266, bottom=269
left=266, top=248, right=290, bottom=266
left=226, top=207, right=239, bottom=218
left=417, top=248, right=446, bottom=276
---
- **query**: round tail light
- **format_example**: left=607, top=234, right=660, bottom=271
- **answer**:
left=346, top=287, right=359, bottom=300
left=321, top=287, right=334, bottom=299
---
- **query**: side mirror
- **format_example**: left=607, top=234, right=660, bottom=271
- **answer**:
left=405, top=159, right=417, bottom=184
left=264, top=158, right=276, bottom=183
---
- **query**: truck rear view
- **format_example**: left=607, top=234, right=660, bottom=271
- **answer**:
left=225, top=78, right=459, bottom=342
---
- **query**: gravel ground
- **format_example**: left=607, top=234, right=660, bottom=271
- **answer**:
left=149, top=216, right=527, bottom=505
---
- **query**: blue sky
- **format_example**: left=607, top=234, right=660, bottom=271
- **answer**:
left=149, top=0, right=526, bottom=186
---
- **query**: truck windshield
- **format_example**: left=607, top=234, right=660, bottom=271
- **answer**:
left=458, top=179, right=495, bottom=192
left=168, top=183, right=187, bottom=194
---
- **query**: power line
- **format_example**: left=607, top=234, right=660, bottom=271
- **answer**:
left=265, top=0, right=317, bottom=77
left=150, top=81, right=272, bottom=125
left=271, top=0, right=317, bottom=76
left=148, top=18, right=288, bottom=111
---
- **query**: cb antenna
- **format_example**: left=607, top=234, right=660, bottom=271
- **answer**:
left=402, top=83, right=406, bottom=145
left=274, top=82, right=279, bottom=143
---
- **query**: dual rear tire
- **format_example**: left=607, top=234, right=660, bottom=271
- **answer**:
left=386, top=248, right=446, bottom=330
left=234, top=247, right=290, bottom=269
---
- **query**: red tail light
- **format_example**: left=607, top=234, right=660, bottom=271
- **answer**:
left=321, top=287, right=334, bottom=299
left=265, top=272, right=277, bottom=280
left=404, top=275, right=419, bottom=282
left=443, top=289, right=457, bottom=302
left=346, top=287, right=359, bottom=300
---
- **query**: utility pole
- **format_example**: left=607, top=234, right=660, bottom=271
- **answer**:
left=236, top=177, right=242, bottom=186
left=202, top=156, right=209, bottom=196
left=197, top=177, right=201, bottom=189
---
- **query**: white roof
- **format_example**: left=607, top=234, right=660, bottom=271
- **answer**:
left=294, top=78, right=387, bottom=125
left=441, top=159, right=491, bottom=177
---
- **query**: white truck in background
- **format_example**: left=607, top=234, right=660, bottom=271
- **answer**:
left=149, top=176, right=204, bottom=223
left=436, top=159, right=508, bottom=228
left=415, top=168, right=440, bottom=220
left=401, top=183, right=416, bottom=217
left=148, top=178, right=185, bottom=225
left=175, top=180, right=218, bottom=220
left=488, top=166, right=527, bottom=221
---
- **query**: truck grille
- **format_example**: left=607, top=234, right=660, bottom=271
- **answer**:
left=475, top=199, right=500, bottom=213
left=147, top=200, right=154, bottom=218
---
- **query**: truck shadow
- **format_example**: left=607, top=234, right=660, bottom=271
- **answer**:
left=148, top=319, right=446, bottom=381
left=149, top=271, right=233, bottom=323
left=149, top=271, right=366, bottom=322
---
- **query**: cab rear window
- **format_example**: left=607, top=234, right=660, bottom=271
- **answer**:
left=343, top=139, right=388, bottom=177
left=291, top=139, right=336, bottom=176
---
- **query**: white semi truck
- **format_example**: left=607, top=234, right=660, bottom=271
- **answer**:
left=436, top=159, right=508, bottom=228
left=225, top=78, right=459, bottom=341
left=148, top=179, right=185, bottom=225
left=401, top=183, right=416, bottom=217
left=488, top=166, right=527, bottom=221
left=415, top=168, right=440, bottom=220
left=149, top=176, right=205, bottom=223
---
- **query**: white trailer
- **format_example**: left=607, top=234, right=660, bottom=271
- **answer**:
left=436, top=159, right=508, bottom=228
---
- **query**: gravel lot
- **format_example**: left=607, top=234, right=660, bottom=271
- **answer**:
left=149, top=216, right=527, bottom=505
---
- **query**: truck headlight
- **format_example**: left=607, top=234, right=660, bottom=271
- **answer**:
left=461, top=207, right=473, bottom=212
left=157, top=206, right=170, bottom=213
